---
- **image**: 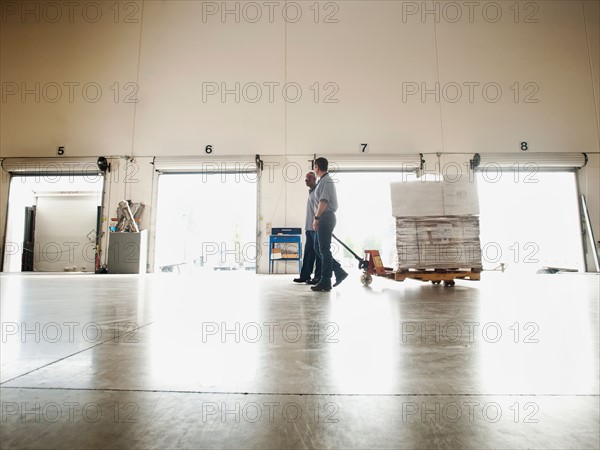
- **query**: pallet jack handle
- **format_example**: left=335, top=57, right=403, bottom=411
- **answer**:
left=332, top=234, right=369, bottom=270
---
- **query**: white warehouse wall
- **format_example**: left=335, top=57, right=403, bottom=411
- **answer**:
left=0, top=1, right=141, bottom=155
left=1, top=0, right=599, bottom=272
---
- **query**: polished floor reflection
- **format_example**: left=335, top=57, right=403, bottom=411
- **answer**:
left=1, top=271, right=599, bottom=449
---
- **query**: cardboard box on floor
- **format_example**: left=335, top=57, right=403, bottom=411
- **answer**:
left=390, top=178, right=480, bottom=217
left=395, top=216, right=483, bottom=270
left=391, top=178, right=482, bottom=270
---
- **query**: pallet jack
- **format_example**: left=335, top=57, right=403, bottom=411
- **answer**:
left=332, top=234, right=479, bottom=287
left=332, top=234, right=392, bottom=286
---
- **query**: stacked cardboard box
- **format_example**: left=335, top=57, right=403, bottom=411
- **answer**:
left=390, top=178, right=480, bottom=217
left=391, top=179, right=482, bottom=270
left=395, top=215, right=482, bottom=270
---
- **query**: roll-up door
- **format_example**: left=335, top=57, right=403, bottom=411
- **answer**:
left=472, top=153, right=588, bottom=272
left=152, top=155, right=261, bottom=174
left=321, top=154, right=424, bottom=172
left=470, top=152, right=587, bottom=170
left=1, top=157, right=103, bottom=176
left=152, top=155, right=261, bottom=273
left=2, top=161, right=104, bottom=273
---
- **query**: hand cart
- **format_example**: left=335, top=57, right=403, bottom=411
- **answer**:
left=333, top=234, right=481, bottom=287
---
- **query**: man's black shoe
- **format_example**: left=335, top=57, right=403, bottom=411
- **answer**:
left=293, top=278, right=309, bottom=283
left=306, top=278, right=319, bottom=285
left=311, top=284, right=331, bottom=292
left=333, top=271, right=348, bottom=287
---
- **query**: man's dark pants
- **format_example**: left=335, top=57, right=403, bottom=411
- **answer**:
left=315, top=210, right=343, bottom=287
left=300, top=230, right=320, bottom=281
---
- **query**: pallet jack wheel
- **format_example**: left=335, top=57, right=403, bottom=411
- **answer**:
left=361, top=272, right=373, bottom=286
left=431, top=280, right=441, bottom=285
left=443, top=280, right=455, bottom=287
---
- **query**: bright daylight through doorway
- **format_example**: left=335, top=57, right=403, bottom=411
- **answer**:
left=333, top=170, right=584, bottom=276
left=476, top=170, right=584, bottom=273
left=152, top=170, right=584, bottom=276
left=154, top=173, right=258, bottom=273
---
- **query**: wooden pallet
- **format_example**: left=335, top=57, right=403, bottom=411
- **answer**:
left=394, top=268, right=481, bottom=283
left=362, top=250, right=481, bottom=287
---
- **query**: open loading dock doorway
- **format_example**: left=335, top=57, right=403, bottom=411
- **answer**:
left=3, top=175, right=104, bottom=272
left=154, top=173, right=258, bottom=273
left=477, top=170, right=585, bottom=274
left=331, top=167, right=585, bottom=277
left=333, top=171, right=414, bottom=273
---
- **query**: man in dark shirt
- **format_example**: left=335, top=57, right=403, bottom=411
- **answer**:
left=311, top=157, right=348, bottom=291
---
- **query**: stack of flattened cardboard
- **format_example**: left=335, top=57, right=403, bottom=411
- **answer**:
left=390, top=178, right=482, bottom=270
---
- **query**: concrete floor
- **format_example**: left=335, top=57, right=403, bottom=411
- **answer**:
left=1, top=270, right=598, bottom=449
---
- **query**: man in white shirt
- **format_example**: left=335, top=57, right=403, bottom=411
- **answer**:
left=294, top=171, right=321, bottom=284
